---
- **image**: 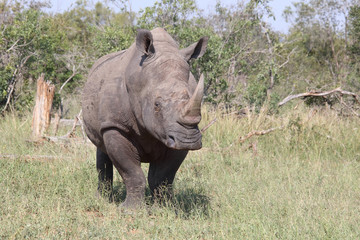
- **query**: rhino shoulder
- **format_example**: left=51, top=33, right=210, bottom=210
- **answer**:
left=98, top=77, right=135, bottom=135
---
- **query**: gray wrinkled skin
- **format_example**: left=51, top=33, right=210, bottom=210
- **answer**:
left=82, top=28, right=208, bottom=208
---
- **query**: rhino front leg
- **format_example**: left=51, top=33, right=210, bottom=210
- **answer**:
left=96, top=148, right=113, bottom=200
left=103, top=129, right=145, bottom=209
left=148, top=149, right=188, bottom=201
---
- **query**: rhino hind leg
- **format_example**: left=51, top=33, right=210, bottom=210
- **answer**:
left=148, top=149, right=188, bottom=202
left=103, top=129, right=146, bottom=209
left=96, top=148, right=113, bottom=201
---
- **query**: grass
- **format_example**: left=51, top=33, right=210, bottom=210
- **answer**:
left=1, top=104, right=360, bottom=239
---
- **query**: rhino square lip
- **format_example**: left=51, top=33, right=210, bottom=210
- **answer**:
left=166, top=131, right=202, bottom=150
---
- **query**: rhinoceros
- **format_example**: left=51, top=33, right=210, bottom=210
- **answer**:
left=82, top=28, right=208, bottom=208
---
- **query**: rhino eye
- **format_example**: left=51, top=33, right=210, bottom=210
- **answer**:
left=183, top=93, right=190, bottom=100
left=154, top=101, right=161, bottom=112
left=181, top=90, right=190, bottom=100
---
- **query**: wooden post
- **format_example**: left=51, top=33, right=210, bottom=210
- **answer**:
left=32, top=74, right=55, bottom=140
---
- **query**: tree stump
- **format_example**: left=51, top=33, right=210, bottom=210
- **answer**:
left=32, top=74, right=55, bottom=140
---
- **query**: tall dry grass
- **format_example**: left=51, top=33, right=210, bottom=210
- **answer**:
left=1, top=104, right=359, bottom=239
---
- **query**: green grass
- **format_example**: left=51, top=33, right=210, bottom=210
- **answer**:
left=1, top=105, right=360, bottom=239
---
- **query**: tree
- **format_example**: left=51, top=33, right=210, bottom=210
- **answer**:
left=281, top=0, right=353, bottom=93
left=137, top=0, right=197, bottom=29
left=347, top=4, right=360, bottom=90
left=0, top=3, right=59, bottom=111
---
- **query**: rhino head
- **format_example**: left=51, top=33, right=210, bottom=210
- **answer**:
left=125, top=28, right=208, bottom=150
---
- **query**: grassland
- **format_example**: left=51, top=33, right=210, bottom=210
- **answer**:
left=1, top=105, right=360, bottom=239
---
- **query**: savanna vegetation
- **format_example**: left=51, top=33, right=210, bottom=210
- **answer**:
left=1, top=0, right=360, bottom=113
left=1, top=0, right=360, bottom=238
left=1, top=106, right=360, bottom=239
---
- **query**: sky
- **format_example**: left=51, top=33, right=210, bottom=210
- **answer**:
left=48, top=0, right=291, bottom=33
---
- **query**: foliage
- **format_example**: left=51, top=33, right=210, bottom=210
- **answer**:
left=92, top=25, right=134, bottom=58
left=0, top=0, right=360, bottom=112
left=0, top=4, right=72, bottom=110
left=137, top=0, right=197, bottom=29
left=281, top=0, right=359, bottom=98
left=349, top=5, right=360, bottom=56
left=347, top=4, right=360, bottom=91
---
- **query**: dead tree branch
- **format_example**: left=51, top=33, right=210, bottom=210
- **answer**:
left=278, top=87, right=360, bottom=106
left=59, top=71, right=76, bottom=94
left=336, top=95, right=360, bottom=117
left=55, top=47, right=88, bottom=117
left=201, top=117, right=217, bottom=133
left=279, top=46, right=298, bottom=69
left=226, top=126, right=284, bottom=149
left=2, top=52, right=36, bottom=113
left=6, top=39, right=20, bottom=52
left=237, top=126, right=284, bottom=144
left=66, top=109, right=82, bottom=138
left=45, top=109, right=86, bottom=143
left=1, top=68, right=17, bottom=114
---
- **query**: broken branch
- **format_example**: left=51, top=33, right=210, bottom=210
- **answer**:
left=1, top=69, right=18, bottom=114
left=226, top=126, right=284, bottom=149
left=45, top=109, right=87, bottom=143
left=237, top=126, right=284, bottom=144
left=278, top=87, right=360, bottom=106
left=201, top=117, right=217, bottom=133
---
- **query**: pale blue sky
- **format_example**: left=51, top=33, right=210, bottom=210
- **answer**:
left=48, top=0, right=291, bottom=33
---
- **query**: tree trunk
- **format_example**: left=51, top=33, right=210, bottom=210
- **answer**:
left=32, top=74, right=55, bottom=140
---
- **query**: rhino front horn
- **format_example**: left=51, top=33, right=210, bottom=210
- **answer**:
left=182, top=74, right=204, bottom=122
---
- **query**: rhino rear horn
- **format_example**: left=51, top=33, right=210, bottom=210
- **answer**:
left=182, top=74, right=204, bottom=120
left=136, top=29, right=155, bottom=56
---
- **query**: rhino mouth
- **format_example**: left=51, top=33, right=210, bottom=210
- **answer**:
left=165, top=129, right=202, bottom=150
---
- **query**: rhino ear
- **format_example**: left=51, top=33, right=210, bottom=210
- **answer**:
left=180, top=36, right=209, bottom=61
left=136, top=29, right=155, bottom=56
